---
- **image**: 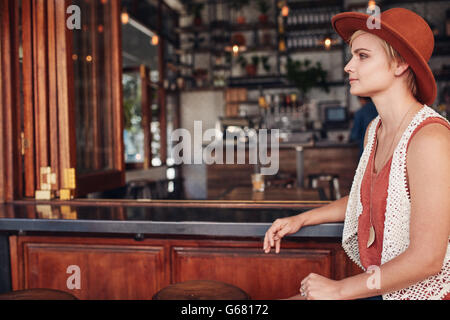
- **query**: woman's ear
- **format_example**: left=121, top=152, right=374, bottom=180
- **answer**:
left=393, top=60, right=410, bottom=77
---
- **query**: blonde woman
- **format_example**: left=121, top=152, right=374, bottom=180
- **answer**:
left=263, top=8, right=450, bottom=300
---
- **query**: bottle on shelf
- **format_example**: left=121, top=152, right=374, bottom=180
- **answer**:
left=278, top=15, right=284, bottom=33
left=264, top=94, right=272, bottom=129
left=304, top=8, right=310, bottom=24
left=290, top=93, right=298, bottom=120
left=287, top=13, right=292, bottom=26
left=312, top=8, right=319, bottom=24
left=291, top=10, right=298, bottom=26
left=274, top=94, right=281, bottom=121
left=296, top=10, right=302, bottom=25
left=279, top=38, right=286, bottom=51
left=285, top=93, right=292, bottom=114
left=287, top=36, right=293, bottom=50
left=320, top=9, right=326, bottom=24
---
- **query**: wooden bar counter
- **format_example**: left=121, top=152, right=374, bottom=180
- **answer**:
left=0, top=200, right=361, bottom=300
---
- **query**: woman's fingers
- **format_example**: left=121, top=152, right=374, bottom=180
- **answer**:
left=275, top=225, right=291, bottom=239
left=275, top=237, right=281, bottom=253
left=263, top=226, right=275, bottom=252
left=263, top=221, right=283, bottom=253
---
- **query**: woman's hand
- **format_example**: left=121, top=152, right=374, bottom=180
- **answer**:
left=263, top=215, right=304, bottom=253
left=300, top=273, right=343, bottom=300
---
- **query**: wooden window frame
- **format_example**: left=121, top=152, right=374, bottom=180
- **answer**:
left=0, top=0, right=22, bottom=202
left=71, top=0, right=125, bottom=196
left=20, top=0, right=125, bottom=199
left=4, top=0, right=180, bottom=201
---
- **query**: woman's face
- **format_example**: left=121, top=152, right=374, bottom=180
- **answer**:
left=344, top=32, right=397, bottom=97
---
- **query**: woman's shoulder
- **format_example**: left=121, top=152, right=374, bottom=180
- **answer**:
left=408, top=117, right=450, bottom=147
left=407, top=117, right=450, bottom=163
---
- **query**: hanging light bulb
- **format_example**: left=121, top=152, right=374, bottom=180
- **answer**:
left=232, top=45, right=239, bottom=56
left=368, top=1, right=376, bottom=10
left=281, top=5, right=289, bottom=17
left=121, top=11, right=129, bottom=24
left=324, top=37, right=332, bottom=50
left=151, top=35, right=159, bottom=45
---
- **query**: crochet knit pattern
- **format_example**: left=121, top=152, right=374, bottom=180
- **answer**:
left=342, top=105, right=450, bottom=300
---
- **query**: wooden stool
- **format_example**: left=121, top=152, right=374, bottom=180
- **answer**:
left=308, top=173, right=341, bottom=200
left=0, top=289, right=78, bottom=300
left=152, top=280, right=251, bottom=300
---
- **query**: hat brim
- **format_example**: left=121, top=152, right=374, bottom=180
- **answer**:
left=332, top=12, right=436, bottom=106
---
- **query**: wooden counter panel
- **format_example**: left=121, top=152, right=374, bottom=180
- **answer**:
left=11, top=236, right=170, bottom=299
left=172, top=246, right=332, bottom=300
left=9, top=235, right=362, bottom=300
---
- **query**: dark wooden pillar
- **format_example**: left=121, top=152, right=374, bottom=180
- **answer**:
left=158, top=0, right=167, bottom=165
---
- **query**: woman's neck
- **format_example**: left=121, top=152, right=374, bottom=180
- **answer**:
left=371, top=92, right=423, bottom=136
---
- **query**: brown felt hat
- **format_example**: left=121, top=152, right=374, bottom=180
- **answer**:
left=332, top=8, right=437, bottom=106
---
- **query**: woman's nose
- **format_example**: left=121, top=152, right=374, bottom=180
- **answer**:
left=344, top=57, right=354, bottom=74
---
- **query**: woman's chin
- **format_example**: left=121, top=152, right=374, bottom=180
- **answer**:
left=349, top=86, right=365, bottom=96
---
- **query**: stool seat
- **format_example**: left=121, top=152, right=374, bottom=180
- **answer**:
left=152, top=280, right=251, bottom=300
left=0, top=288, right=78, bottom=300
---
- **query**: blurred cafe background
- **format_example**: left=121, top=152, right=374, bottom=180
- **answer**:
left=2, top=0, right=450, bottom=203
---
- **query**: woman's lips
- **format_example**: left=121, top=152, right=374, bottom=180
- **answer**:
left=349, top=79, right=358, bottom=83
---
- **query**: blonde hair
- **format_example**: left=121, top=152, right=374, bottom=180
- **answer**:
left=349, top=30, right=418, bottom=99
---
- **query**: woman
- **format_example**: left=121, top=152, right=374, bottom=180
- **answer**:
left=263, top=8, right=450, bottom=300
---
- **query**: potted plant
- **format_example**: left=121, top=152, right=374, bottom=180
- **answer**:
left=247, top=56, right=259, bottom=76
left=231, top=33, right=246, bottom=47
left=229, top=0, right=250, bottom=24
left=186, top=2, right=205, bottom=26
left=261, top=55, right=271, bottom=74
left=188, top=33, right=205, bottom=50
left=193, top=68, right=208, bottom=87
left=286, top=58, right=329, bottom=104
left=237, top=55, right=257, bottom=77
left=256, top=0, right=270, bottom=24
left=237, top=55, right=248, bottom=73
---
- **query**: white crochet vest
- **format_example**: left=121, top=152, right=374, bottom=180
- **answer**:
left=342, top=105, right=450, bottom=300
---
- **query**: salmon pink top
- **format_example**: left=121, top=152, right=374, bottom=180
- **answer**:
left=357, top=116, right=450, bottom=300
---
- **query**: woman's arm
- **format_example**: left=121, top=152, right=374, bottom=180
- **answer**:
left=336, top=123, right=450, bottom=299
left=299, top=195, right=348, bottom=226
left=264, top=120, right=374, bottom=254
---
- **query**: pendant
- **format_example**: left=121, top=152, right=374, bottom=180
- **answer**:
left=367, top=225, right=375, bottom=248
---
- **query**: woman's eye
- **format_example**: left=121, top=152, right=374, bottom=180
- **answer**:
left=359, top=54, right=367, bottom=59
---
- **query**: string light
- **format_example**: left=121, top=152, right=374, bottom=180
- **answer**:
left=368, top=1, right=376, bottom=10
left=151, top=35, right=159, bottom=45
left=281, top=5, right=289, bottom=17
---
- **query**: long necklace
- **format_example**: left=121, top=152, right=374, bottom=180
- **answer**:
left=367, top=104, right=417, bottom=248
